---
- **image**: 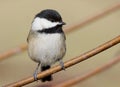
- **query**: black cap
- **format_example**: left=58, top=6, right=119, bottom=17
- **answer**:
left=35, top=9, right=63, bottom=23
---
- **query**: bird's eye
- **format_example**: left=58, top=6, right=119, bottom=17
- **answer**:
left=50, top=19, right=55, bottom=22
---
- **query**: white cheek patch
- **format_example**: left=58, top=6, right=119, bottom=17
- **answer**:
left=31, top=17, right=61, bottom=31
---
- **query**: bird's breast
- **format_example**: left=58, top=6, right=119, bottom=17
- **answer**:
left=28, top=33, right=66, bottom=65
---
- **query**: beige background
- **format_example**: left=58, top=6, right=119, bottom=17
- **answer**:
left=0, top=0, right=120, bottom=87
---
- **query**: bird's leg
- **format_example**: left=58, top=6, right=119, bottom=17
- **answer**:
left=59, top=59, right=65, bottom=70
left=33, top=63, right=40, bottom=81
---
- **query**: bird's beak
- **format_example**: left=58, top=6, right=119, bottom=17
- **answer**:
left=61, top=22, right=66, bottom=25
left=58, top=22, right=66, bottom=26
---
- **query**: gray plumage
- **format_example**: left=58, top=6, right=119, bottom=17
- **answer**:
left=27, top=9, right=66, bottom=82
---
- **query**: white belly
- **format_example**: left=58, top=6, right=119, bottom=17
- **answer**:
left=28, top=33, right=66, bottom=66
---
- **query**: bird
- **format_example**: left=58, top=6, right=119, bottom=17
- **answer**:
left=27, top=9, right=66, bottom=82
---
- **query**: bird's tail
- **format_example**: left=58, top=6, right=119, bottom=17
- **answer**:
left=41, top=65, right=52, bottom=82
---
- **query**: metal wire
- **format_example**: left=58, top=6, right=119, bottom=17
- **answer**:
left=4, top=35, right=120, bottom=87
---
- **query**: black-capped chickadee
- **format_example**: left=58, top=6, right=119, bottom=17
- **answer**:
left=27, top=9, right=66, bottom=82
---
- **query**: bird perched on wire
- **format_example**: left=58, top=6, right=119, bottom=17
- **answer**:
left=27, top=9, right=66, bottom=82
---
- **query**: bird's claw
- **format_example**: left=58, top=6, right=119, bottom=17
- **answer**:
left=33, top=63, right=40, bottom=81
left=33, top=72, right=38, bottom=81
left=59, top=60, right=65, bottom=70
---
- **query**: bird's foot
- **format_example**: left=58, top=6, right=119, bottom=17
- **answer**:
left=33, top=63, right=40, bottom=81
left=59, top=60, right=65, bottom=70
left=33, top=72, right=38, bottom=81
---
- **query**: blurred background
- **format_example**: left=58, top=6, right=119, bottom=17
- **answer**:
left=0, top=0, right=120, bottom=87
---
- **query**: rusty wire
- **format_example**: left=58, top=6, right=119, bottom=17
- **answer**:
left=4, top=35, right=120, bottom=87
left=54, top=55, right=120, bottom=87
